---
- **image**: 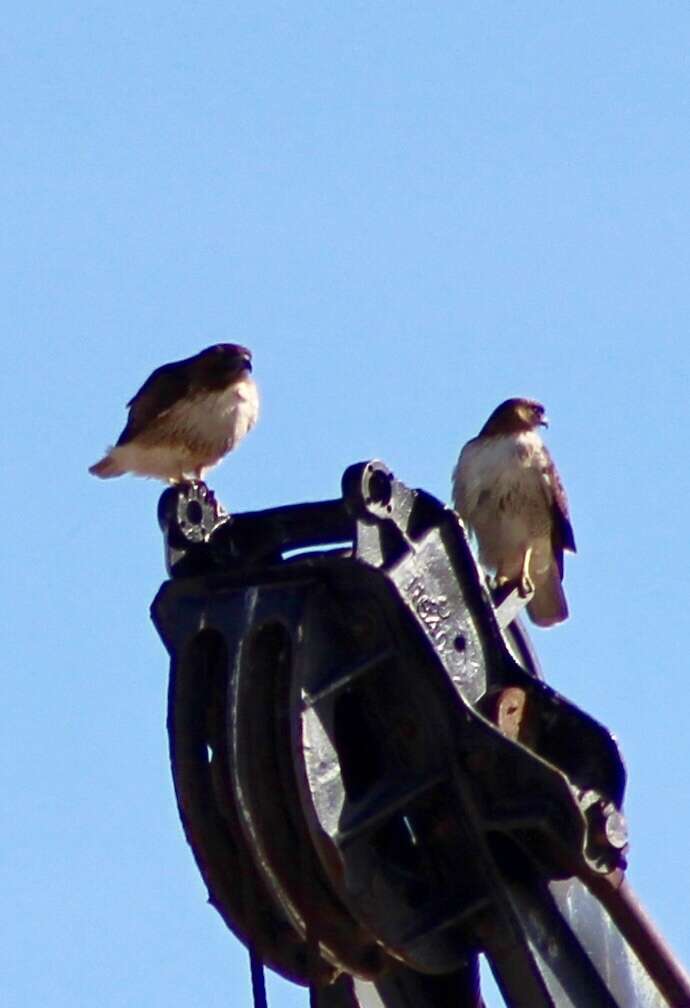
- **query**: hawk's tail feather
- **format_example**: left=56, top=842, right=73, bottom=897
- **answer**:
left=89, top=453, right=124, bottom=479
left=527, top=566, right=569, bottom=627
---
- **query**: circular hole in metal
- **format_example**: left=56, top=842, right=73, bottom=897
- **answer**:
left=186, top=499, right=204, bottom=524
left=367, top=469, right=392, bottom=506
left=453, top=634, right=466, bottom=653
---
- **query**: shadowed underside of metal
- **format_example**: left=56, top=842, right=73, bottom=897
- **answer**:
left=151, top=461, right=690, bottom=1008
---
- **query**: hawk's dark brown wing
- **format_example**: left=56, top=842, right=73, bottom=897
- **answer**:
left=544, top=451, right=576, bottom=576
left=116, top=360, right=193, bottom=445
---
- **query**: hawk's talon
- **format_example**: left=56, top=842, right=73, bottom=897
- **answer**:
left=519, top=546, right=534, bottom=598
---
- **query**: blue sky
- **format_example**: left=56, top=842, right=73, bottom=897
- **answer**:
left=4, top=4, right=690, bottom=1006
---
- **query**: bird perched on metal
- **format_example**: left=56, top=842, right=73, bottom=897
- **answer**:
left=452, top=398, right=576, bottom=627
left=89, top=344, right=259, bottom=483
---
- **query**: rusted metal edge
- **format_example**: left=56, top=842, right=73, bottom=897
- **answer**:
left=585, top=870, right=690, bottom=1007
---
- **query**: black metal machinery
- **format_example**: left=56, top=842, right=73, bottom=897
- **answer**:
left=151, top=460, right=690, bottom=1008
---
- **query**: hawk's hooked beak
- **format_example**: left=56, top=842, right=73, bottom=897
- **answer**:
left=540, top=415, right=549, bottom=428
left=239, top=354, right=253, bottom=373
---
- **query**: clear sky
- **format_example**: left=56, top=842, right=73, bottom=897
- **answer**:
left=4, top=4, right=690, bottom=1006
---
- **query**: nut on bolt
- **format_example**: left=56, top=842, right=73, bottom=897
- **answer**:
left=582, top=792, right=628, bottom=869
left=602, top=805, right=628, bottom=850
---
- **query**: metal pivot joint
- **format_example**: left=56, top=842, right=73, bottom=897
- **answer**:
left=152, top=460, right=690, bottom=1008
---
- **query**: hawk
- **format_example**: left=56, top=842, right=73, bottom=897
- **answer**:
left=89, top=344, right=259, bottom=483
left=452, top=398, right=576, bottom=627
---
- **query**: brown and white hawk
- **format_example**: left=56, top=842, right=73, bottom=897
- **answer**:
left=89, top=344, right=259, bottom=483
left=452, top=398, right=576, bottom=627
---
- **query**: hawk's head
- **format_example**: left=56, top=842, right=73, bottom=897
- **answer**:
left=192, top=344, right=253, bottom=390
left=480, top=397, right=548, bottom=436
